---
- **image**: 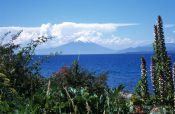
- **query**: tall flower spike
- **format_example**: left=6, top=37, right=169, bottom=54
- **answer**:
left=153, top=25, right=159, bottom=55
left=159, top=72, right=164, bottom=104
left=140, top=57, right=149, bottom=101
left=151, top=57, right=157, bottom=96
left=157, top=16, right=167, bottom=60
left=172, top=63, right=175, bottom=110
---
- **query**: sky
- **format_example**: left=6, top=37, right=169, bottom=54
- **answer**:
left=0, top=0, right=175, bottom=50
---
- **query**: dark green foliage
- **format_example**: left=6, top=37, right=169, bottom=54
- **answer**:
left=140, top=57, right=149, bottom=101
left=134, top=57, right=149, bottom=105
left=159, top=71, right=165, bottom=104
left=173, top=64, right=175, bottom=110
left=0, top=32, right=51, bottom=113
left=151, top=16, right=174, bottom=105
left=151, top=57, right=159, bottom=101
left=0, top=32, right=130, bottom=113
left=18, top=84, right=129, bottom=114
left=0, top=73, right=16, bottom=101
left=157, top=16, right=167, bottom=59
left=134, top=16, right=175, bottom=112
left=10, top=64, right=129, bottom=114
left=0, top=32, right=50, bottom=97
left=52, top=60, right=108, bottom=95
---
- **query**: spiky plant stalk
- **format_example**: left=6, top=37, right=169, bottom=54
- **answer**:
left=157, top=16, right=167, bottom=60
left=172, top=64, right=175, bottom=110
left=159, top=72, right=164, bottom=104
left=151, top=57, right=158, bottom=99
left=140, top=57, right=149, bottom=102
left=157, top=16, right=174, bottom=105
left=153, top=23, right=161, bottom=99
left=152, top=16, right=174, bottom=105
left=153, top=25, right=160, bottom=59
left=166, top=57, right=174, bottom=105
left=156, top=16, right=167, bottom=100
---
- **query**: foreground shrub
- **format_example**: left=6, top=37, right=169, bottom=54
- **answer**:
left=52, top=60, right=108, bottom=95
left=14, top=84, right=129, bottom=114
left=0, top=32, right=49, bottom=97
left=10, top=60, right=129, bottom=114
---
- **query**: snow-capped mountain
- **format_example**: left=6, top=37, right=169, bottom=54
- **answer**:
left=35, top=41, right=115, bottom=55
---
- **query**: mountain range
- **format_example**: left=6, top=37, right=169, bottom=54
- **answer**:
left=35, top=42, right=175, bottom=55
left=118, top=43, right=175, bottom=54
left=35, top=41, right=115, bottom=55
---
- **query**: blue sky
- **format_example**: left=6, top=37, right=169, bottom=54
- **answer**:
left=0, top=0, right=175, bottom=50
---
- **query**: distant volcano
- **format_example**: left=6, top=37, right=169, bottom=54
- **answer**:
left=35, top=41, right=115, bottom=55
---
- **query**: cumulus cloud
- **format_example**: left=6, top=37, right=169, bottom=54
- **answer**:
left=0, top=22, right=141, bottom=50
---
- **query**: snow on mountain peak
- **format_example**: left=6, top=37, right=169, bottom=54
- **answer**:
left=74, top=37, right=92, bottom=43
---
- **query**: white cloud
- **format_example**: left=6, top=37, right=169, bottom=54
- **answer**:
left=165, top=24, right=175, bottom=28
left=0, top=22, right=142, bottom=50
left=164, top=24, right=175, bottom=33
left=166, top=37, right=175, bottom=43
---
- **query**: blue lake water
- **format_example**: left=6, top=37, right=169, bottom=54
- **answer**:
left=35, top=54, right=175, bottom=92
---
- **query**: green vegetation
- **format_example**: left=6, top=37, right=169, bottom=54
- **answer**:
left=0, top=32, right=130, bottom=113
left=0, top=16, right=175, bottom=113
left=152, top=16, right=174, bottom=105
left=133, top=16, right=175, bottom=113
left=134, top=57, right=149, bottom=105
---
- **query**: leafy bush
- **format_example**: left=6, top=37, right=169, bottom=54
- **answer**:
left=0, top=32, right=49, bottom=97
left=52, top=60, right=108, bottom=95
left=0, top=32, right=131, bottom=113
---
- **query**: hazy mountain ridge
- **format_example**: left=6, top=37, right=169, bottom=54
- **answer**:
left=36, top=41, right=115, bottom=55
left=35, top=42, right=175, bottom=55
left=117, top=43, right=175, bottom=54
